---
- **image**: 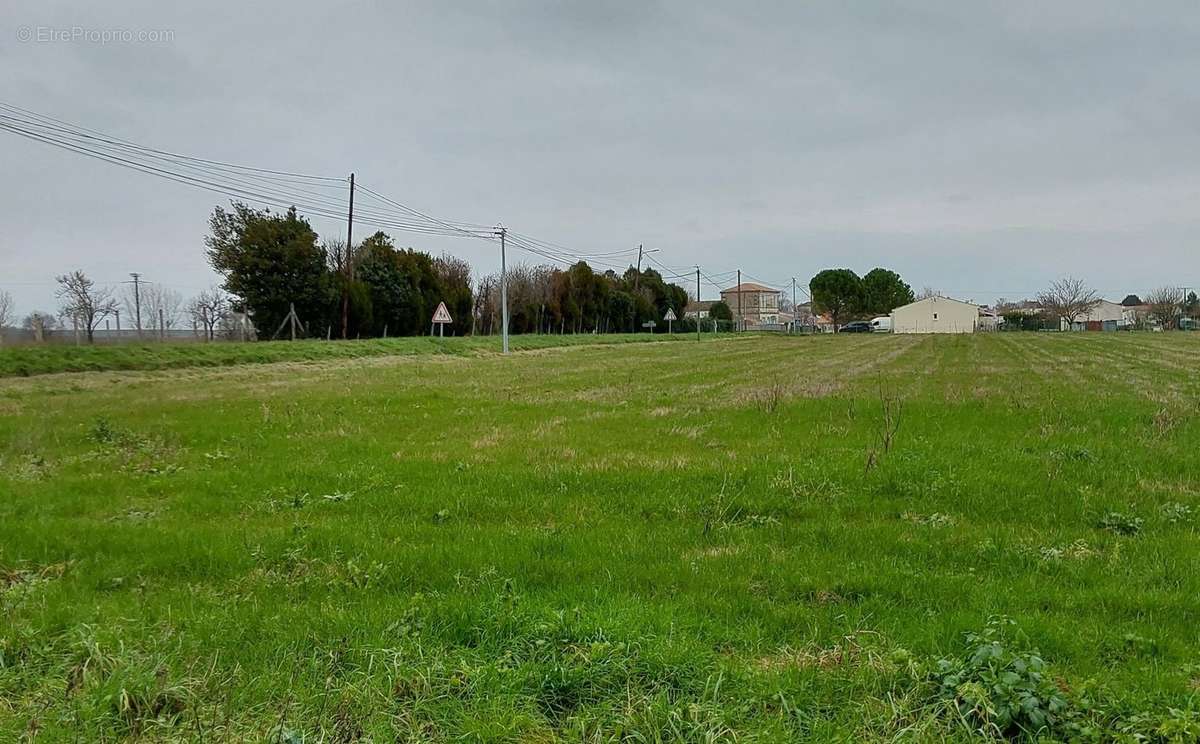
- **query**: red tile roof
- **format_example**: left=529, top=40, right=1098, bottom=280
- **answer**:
left=720, top=282, right=777, bottom=294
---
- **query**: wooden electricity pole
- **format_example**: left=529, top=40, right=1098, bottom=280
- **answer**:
left=635, top=244, right=643, bottom=292
left=340, top=172, right=355, bottom=339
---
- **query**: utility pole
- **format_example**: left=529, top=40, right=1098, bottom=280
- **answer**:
left=129, top=272, right=142, bottom=339
left=736, top=269, right=742, bottom=332
left=695, top=266, right=701, bottom=342
left=159, top=308, right=165, bottom=341
left=495, top=226, right=509, bottom=354
left=341, top=172, right=355, bottom=340
left=635, top=244, right=643, bottom=292
left=792, top=277, right=797, bottom=334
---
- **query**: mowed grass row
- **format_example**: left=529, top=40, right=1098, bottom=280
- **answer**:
left=0, top=332, right=695, bottom=378
left=1, top=333, right=1198, bottom=741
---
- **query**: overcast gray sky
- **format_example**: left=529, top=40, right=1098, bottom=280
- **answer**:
left=3, top=1, right=1199, bottom=316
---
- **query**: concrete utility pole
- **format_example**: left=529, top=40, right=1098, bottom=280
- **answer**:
left=792, top=277, right=797, bottom=334
left=129, top=272, right=142, bottom=339
left=341, top=172, right=355, bottom=340
left=737, top=269, right=742, bottom=332
left=695, top=266, right=701, bottom=342
left=495, top=226, right=509, bottom=354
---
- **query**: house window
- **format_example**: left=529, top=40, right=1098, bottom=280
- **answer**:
left=933, top=313, right=939, bottom=320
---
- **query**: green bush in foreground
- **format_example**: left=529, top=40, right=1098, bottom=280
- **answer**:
left=934, top=617, right=1081, bottom=738
left=932, top=617, right=1200, bottom=742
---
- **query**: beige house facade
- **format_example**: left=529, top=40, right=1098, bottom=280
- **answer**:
left=890, top=296, right=979, bottom=334
left=1065, top=299, right=1124, bottom=331
left=719, top=283, right=780, bottom=328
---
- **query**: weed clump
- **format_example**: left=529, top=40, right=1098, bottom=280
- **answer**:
left=931, top=618, right=1200, bottom=741
left=902, top=511, right=956, bottom=527
left=1160, top=502, right=1192, bottom=525
left=1097, top=511, right=1143, bottom=536
left=89, top=416, right=121, bottom=444
left=933, top=617, right=1081, bottom=739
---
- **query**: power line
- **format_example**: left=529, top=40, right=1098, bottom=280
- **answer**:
left=644, top=254, right=695, bottom=282
left=2, top=102, right=819, bottom=303
left=0, top=102, right=342, bottom=182
left=508, top=232, right=641, bottom=261
left=0, top=111, right=508, bottom=242
left=0, top=116, right=438, bottom=229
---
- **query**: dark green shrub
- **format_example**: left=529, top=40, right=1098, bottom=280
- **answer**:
left=934, top=617, right=1075, bottom=738
left=1098, top=511, right=1143, bottom=536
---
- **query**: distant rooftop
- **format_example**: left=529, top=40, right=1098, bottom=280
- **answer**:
left=720, top=282, right=777, bottom=294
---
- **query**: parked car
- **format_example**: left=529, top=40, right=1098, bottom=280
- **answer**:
left=839, top=321, right=873, bottom=333
left=870, top=316, right=892, bottom=332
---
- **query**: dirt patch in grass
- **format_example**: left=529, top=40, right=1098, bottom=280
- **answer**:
left=2, top=561, right=71, bottom=590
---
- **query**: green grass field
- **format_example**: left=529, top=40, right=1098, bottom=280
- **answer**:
left=0, top=333, right=688, bottom=378
left=2, top=333, right=1199, bottom=741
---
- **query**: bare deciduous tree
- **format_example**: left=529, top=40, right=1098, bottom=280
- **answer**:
left=474, top=275, right=498, bottom=335
left=1037, top=277, right=1100, bottom=331
left=187, top=288, right=229, bottom=341
left=55, top=270, right=117, bottom=344
left=324, top=238, right=351, bottom=275
left=433, top=254, right=470, bottom=288
left=916, top=286, right=940, bottom=300
left=323, top=238, right=357, bottom=340
left=0, top=290, right=13, bottom=345
left=120, top=283, right=182, bottom=336
left=134, top=284, right=184, bottom=336
left=1145, top=286, right=1185, bottom=329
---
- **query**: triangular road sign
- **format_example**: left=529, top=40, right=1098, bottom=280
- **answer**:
left=431, top=302, right=452, bottom=324
left=664, top=308, right=677, bottom=322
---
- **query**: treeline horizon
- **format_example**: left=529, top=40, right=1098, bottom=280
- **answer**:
left=12, top=201, right=1191, bottom=344
left=206, top=202, right=693, bottom=340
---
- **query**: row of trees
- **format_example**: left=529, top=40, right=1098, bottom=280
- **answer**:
left=205, top=204, right=474, bottom=338
left=808, top=268, right=916, bottom=328
left=1136, top=287, right=1200, bottom=329
left=1030, top=279, right=1199, bottom=330
left=203, top=202, right=691, bottom=339
left=5, top=204, right=1194, bottom=344
left=0, top=274, right=232, bottom=345
left=472, top=261, right=690, bottom=336
left=1, top=204, right=693, bottom=345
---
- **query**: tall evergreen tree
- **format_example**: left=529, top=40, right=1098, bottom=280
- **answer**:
left=205, top=203, right=332, bottom=336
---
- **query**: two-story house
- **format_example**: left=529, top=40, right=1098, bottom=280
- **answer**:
left=719, top=282, right=780, bottom=329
